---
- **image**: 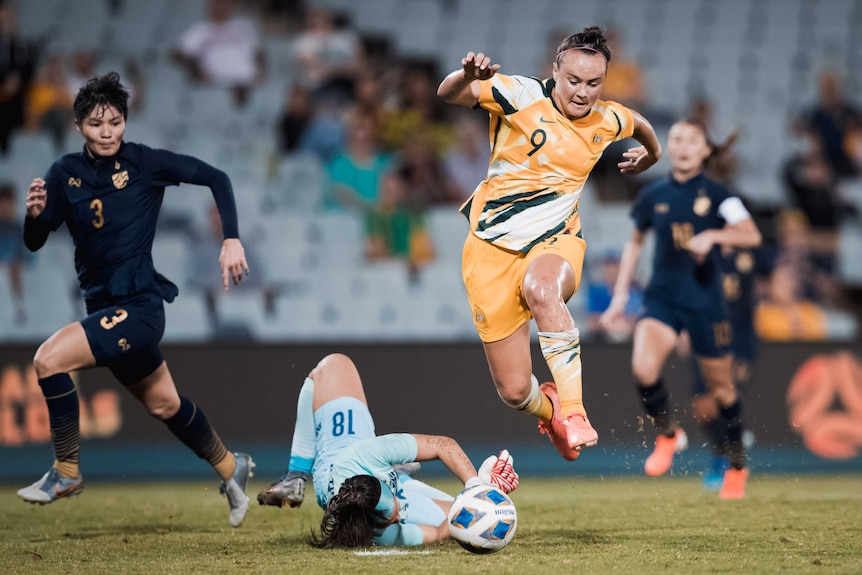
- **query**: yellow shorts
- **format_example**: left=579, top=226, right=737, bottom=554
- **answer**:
left=461, top=231, right=587, bottom=343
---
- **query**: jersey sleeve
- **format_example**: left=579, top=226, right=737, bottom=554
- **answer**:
left=373, top=523, right=425, bottom=547
left=604, top=101, right=636, bottom=142
left=477, top=74, right=545, bottom=116
left=146, top=146, right=240, bottom=238
left=355, top=434, right=419, bottom=469
left=630, top=189, right=653, bottom=232
left=39, top=162, right=68, bottom=231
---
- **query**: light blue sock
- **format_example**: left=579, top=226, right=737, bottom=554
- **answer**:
left=287, top=377, right=315, bottom=475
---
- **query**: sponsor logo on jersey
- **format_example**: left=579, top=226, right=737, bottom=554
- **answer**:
left=118, top=338, right=131, bottom=352
left=68, top=177, right=82, bottom=188
left=112, top=170, right=129, bottom=189
left=655, top=202, right=670, bottom=213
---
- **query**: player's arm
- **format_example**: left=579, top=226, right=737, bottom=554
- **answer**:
left=600, top=228, right=645, bottom=328
left=618, top=111, right=662, bottom=175
left=687, top=198, right=762, bottom=258
left=437, top=52, right=500, bottom=107
left=411, top=434, right=518, bottom=493
left=149, top=149, right=249, bottom=289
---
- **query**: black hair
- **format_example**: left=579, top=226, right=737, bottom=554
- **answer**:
left=556, top=26, right=611, bottom=65
left=308, top=475, right=390, bottom=549
left=73, top=72, right=129, bottom=125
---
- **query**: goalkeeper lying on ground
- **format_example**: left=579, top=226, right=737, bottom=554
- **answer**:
left=256, top=353, right=519, bottom=548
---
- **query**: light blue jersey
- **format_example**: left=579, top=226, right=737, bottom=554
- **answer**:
left=311, top=397, right=450, bottom=546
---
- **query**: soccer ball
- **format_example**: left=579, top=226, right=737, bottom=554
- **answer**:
left=447, top=484, right=517, bottom=554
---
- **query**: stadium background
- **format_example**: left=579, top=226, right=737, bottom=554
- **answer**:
left=1, top=0, right=861, bottom=480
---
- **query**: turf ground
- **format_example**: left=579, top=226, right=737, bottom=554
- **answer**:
left=1, top=475, right=860, bottom=575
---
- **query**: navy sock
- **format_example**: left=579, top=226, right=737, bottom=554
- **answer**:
left=638, top=380, right=675, bottom=436
left=165, top=396, right=228, bottom=466
left=720, top=399, right=746, bottom=470
left=39, top=373, right=80, bottom=477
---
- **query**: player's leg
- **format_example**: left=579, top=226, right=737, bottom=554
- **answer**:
left=123, top=359, right=254, bottom=526
left=696, top=355, right=748, bottom=499
left=17, top=322, right=95, bottom=503
left=691, top=360, right=729, bottom=490
left=523, top=250, right=598, bottom=451
left=258, top=355, right=356, bottom=508
left=633, top=314, right=687, bottom=476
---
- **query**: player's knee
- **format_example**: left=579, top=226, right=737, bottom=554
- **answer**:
left=313, top=353, right=354, bottom=376
left=632, top=360, right=660, bottom=385
left=496, top=382, right=529, bottom=408
left=32, top=342, right=58, bottom=378
left=145, top=396, right=181, bottom=420
left=522, top=282, right=563, bottom=313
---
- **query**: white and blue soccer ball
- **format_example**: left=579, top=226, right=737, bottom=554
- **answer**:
left=447, top=484, right=517, bottom=554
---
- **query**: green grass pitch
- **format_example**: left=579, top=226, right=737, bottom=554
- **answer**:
left=1, top=475, right=860, bottom=575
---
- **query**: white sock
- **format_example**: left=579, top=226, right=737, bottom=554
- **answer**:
left=288, top=377, right=315, bottom=475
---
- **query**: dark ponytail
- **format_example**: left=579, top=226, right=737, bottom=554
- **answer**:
left=308, top=475, right=390, bottom=549
left=556, top=26, right=611, bottom=65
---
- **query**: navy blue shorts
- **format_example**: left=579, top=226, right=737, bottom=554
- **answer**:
left=81, top=292, right=166, bottom=385
left=641, top=297, right=732, bottom=359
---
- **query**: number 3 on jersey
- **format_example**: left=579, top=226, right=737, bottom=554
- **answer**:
left=332, top=410, right=355, bottom=437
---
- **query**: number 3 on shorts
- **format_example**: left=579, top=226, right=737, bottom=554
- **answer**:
left=100, top=309, right=129, bottom=330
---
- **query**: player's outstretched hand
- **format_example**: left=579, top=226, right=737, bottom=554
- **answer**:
left=26, top=178, right=48, bottom=219
left=462, top=52, right=500, bottom=81
left=618, top=145, right=658, bottom=175
left=477, top=449, right=519, bottom=494
left=219, top=238, right=250, bottom=290
left=685, top=230, right=716, bottom=260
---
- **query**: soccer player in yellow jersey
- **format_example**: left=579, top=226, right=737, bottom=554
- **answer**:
left=437, top=27, right=662, bottom=461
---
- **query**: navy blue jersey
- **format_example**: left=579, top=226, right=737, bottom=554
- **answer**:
left=631, top=173, right=734, bottom=310
left=717, top=247, right=770, bottom=337
left=25, top=142, right=238, bottom=306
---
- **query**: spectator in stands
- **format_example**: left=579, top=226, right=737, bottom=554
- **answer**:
left=276, top=83, right=312, bottom=155
left=365, top=172, right=434, bottom=278
left=586, top=250, right=643, bottom=342
left=325, top=113, right=392, bottom=212
left=782, top=129, right=846, bottom=291
left=443, top=111, right=491, bottom=202
left=383, top=59, right=453, bottom=155
left=25, top=53, right=73, bottom=152
left=173, top=0, right=266, bottom=107
left=801, top=72, right=861, bottom=179
left=755, top=261, right=826, bottom=341
left=188, top=204, right=275, bottom=333
left=773, top=209, right=835, bottom=305
left=395, top=129, right=459, bottom=205
left=0, top=2, right=36, bottom=155
left=290, top=7, right=363, bottom=107
left=0, top=182, right=26, bottom=324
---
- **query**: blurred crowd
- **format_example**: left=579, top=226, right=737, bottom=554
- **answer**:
left=0, top=0, right=860, bottom=342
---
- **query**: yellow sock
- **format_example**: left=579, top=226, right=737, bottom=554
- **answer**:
left=539, top=329, right=585, bottom=416
left=214, top=451, right=236, bottom=482
left=53, top=460, right=79, bottom=479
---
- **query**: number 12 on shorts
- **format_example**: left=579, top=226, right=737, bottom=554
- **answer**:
left=332, top=410, right=355, bottom=437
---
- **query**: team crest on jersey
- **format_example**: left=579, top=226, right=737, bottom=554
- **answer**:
left=68, top=177, right=81, bottom=188
left=693, top=189, right=711, bottom=216
left=655, top=203, right=670, bottom=213
left=112, top=170, right=129, bottom=189
left=590, top=131, right=603, bottom=145
left=735, top=250, right=754, bottom=273
left=474, top=307, right=486, bottom=324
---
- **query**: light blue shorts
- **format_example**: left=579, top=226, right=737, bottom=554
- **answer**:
left=312, top=396, right=376, bottom=508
